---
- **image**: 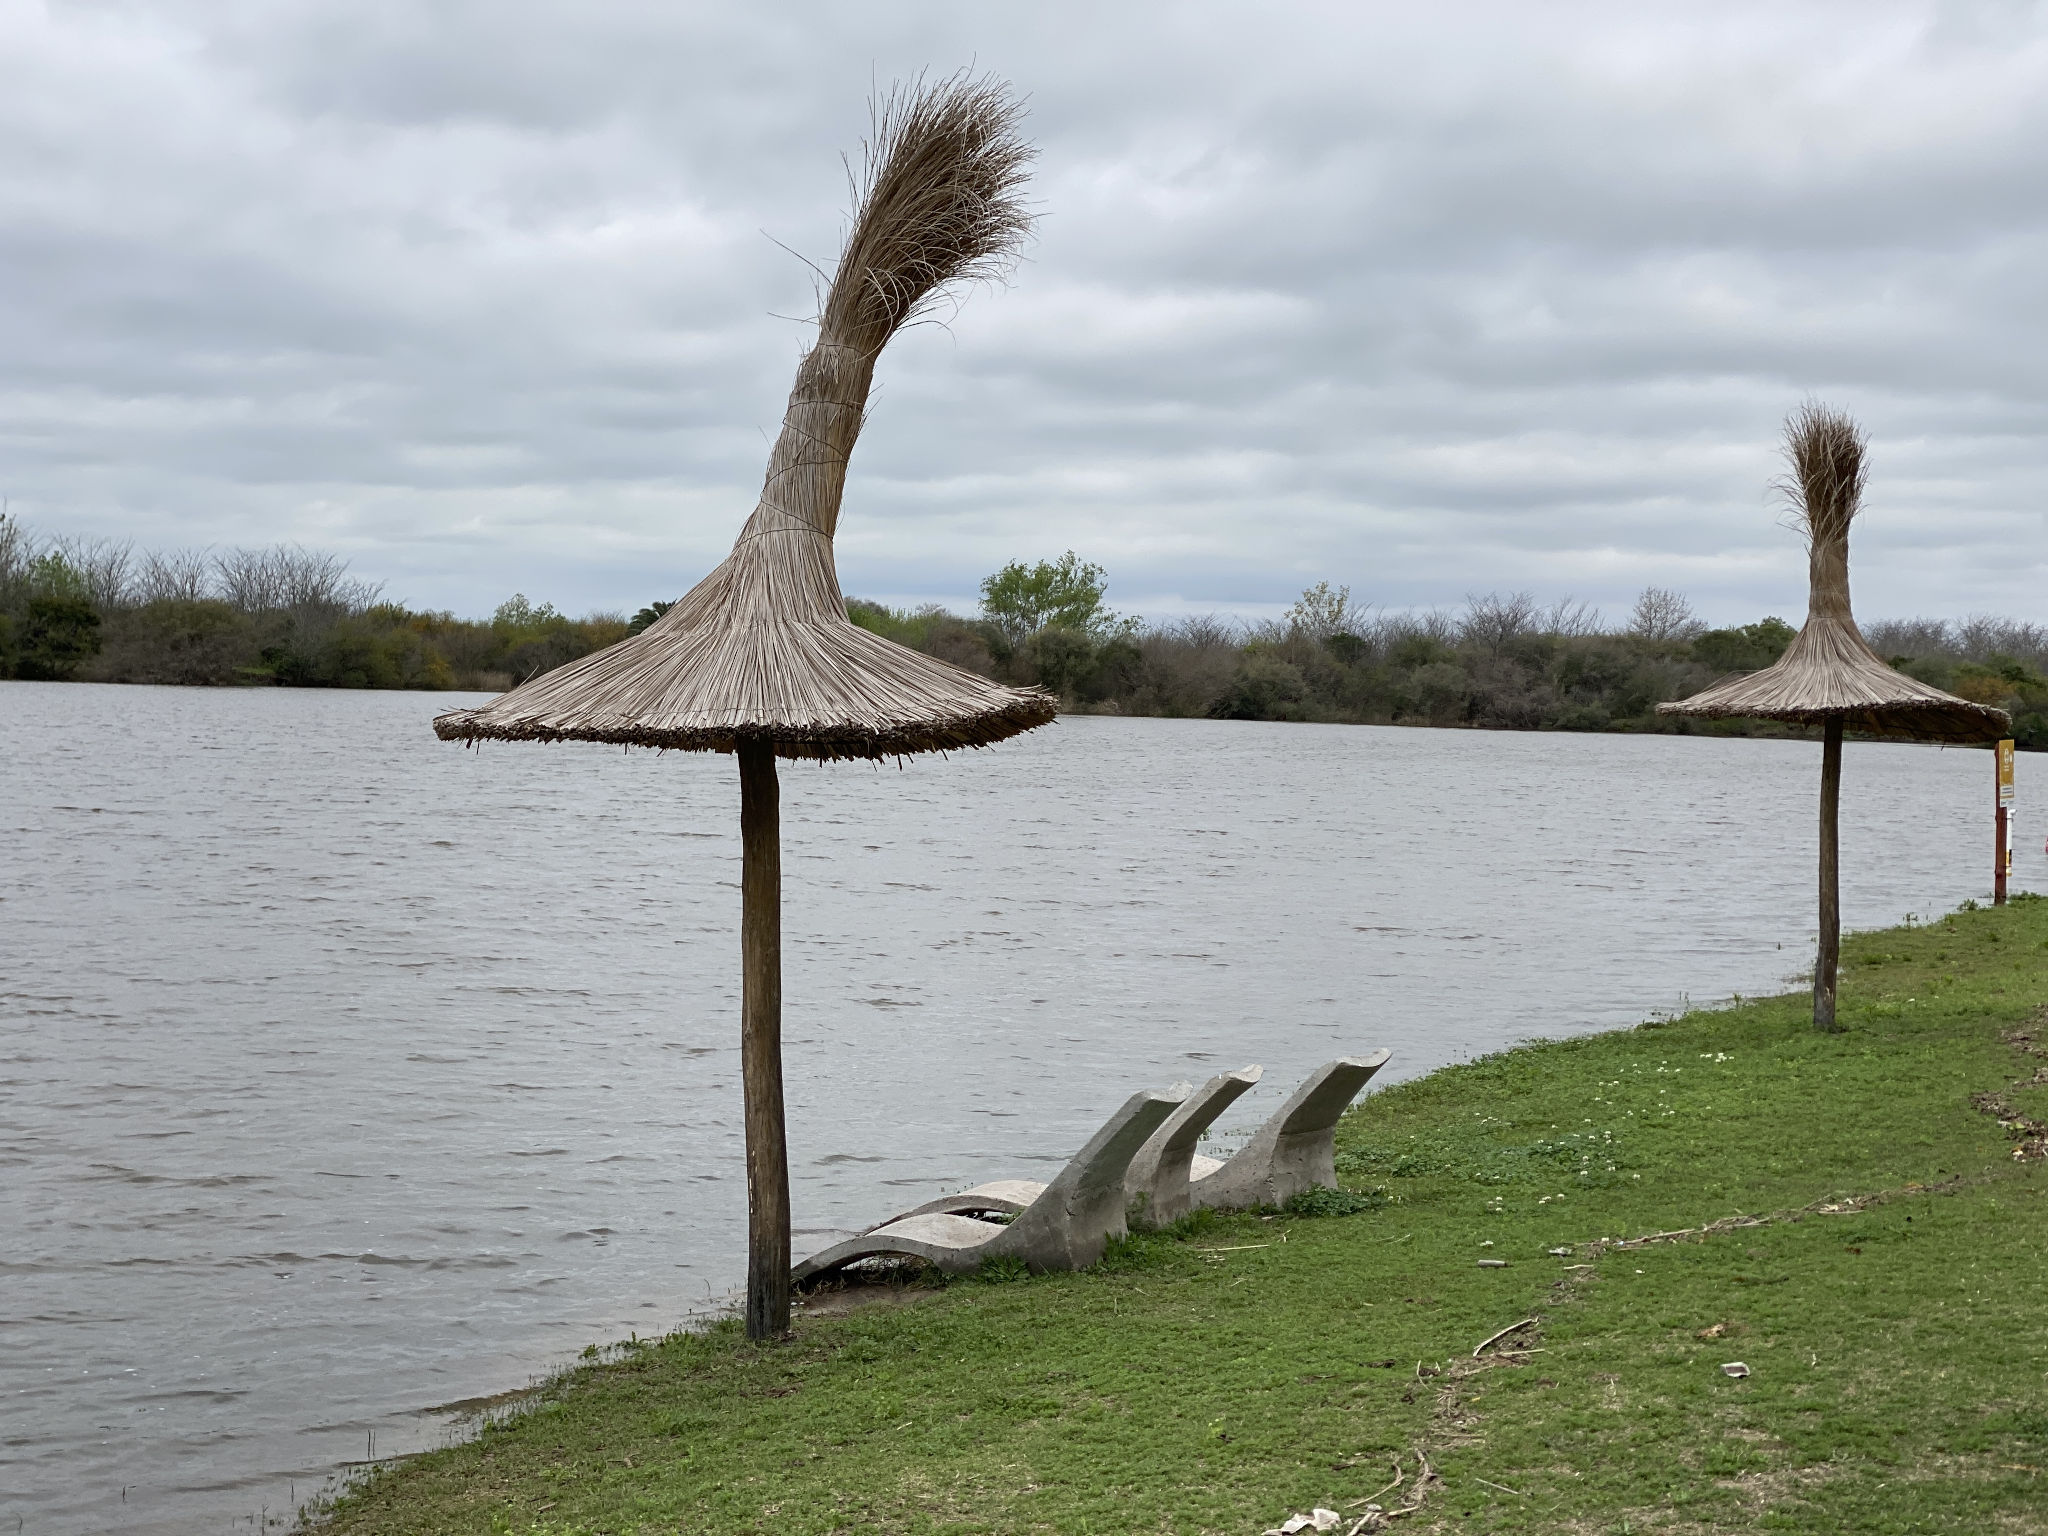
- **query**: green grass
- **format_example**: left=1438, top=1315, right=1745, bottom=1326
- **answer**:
left=319, top=899, right=2048, bottom=1535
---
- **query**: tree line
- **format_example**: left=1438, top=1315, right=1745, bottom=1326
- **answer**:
left=853, top=555, right=2048, bottom=749
left=4, top=518, right=2042, bottom=747
left=0, top=515, right=625, bottom=691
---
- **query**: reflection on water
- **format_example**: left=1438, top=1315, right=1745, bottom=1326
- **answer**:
left=0, top=681, right=2030, bottom=1533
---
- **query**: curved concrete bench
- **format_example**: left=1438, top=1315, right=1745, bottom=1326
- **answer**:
left=862, top=1072, right=1242, bottom=1232
left=1185, top=1052, right=1391, bottom=1211
left=870, top=1177, right=1045, bottom=1230
left=1124, top=1065, right=1263, bottom=1228
left=793, top=1088, right=1184, bottom=1283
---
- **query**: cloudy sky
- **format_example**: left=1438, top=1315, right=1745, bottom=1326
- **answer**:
left=3, top=0, right=2044, bottom=625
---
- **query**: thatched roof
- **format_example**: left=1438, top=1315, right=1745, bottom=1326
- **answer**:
left=435, top=77, right=1055, bottom=762
left=1659, top=405, right=2008, bottom=746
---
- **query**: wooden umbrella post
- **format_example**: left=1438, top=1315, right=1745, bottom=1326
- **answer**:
left=1815, top=717, right=1844, bottom=1032
left=1651, top=405, right=2011, bottom=1027
left=424, top=81, right=1052, bottom=1334
left=738, top=739, right=790, bottom=1339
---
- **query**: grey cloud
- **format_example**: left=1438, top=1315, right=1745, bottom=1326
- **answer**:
left=2, top=0, right=2042, bottom=625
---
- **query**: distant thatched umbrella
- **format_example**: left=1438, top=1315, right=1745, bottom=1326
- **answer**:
left=435, top=77, right=1054, bottom=1337
left=1659, top=404, right=2008, bottom=1030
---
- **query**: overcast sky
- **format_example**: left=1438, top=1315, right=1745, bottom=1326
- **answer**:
left=3, top=0, right=2044, bottom=626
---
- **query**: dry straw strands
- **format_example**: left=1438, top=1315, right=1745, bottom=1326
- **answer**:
left=1658, top=403, right=2008, bottom=745
left=436, top=75, right=1052, bottom=761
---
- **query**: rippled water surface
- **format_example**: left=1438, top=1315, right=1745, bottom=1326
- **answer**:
left=2, top=681, right=2034, bottom=1533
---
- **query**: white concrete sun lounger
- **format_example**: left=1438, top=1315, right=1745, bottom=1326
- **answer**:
left=1181, top=1052, right=1391, bottom=1212
left=1123, top=1065, right=1265, bottom=1227
left=866, top=1176, right=1045, bottom=1229
left=873, top=1066, right=1264, bottom=1232
left=791, top=1088, right=1184, bottom=1283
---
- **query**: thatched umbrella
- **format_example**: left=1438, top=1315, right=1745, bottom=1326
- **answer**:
left=1658, top=404, right=2008, bottom=1031
left=434, top=77, right=1054, bottom=1338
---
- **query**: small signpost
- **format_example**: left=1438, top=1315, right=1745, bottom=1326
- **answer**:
left=1996, top=738, right=2015, bottom=906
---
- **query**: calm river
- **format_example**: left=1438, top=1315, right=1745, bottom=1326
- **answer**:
left=1, top=681, right=2034, bottom=1533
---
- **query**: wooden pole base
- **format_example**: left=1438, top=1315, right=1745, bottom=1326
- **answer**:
left=738, top=740, right=790, bottom=1339
left=1814, top=718, right=1843, bottom=1033
left=1995, top=804, right=2009, bottom=907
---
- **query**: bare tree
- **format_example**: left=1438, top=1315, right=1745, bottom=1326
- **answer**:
left=1546, top=596, right=1604, bottom=637
left=1955, top=615, right=2048, bottom=668
left=1460, top=590, right=1539, bottom=653
left=1130, top=614, right=1242, bottom=715
left=1862, top=617, right=1950, bottom=661
left=1370, top=608, right=1457, bottom=650
left=212, top=547, right=283, bottom=613
left=1628, top=586, right=1702, bottom=643
left=1167, top=613, right=1244, bottom=649
left=135, top=548, right=215, bottom=605
left=214, top=545, right=381, bottom=616
left=44, top=534, right=135, bottom=609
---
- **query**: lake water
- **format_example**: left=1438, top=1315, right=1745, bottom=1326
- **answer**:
left=1, top=681, right=2034, bottom=1533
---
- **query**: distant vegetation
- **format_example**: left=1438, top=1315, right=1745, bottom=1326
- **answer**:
left=0, top=515, right=625, bottom=692
left=4, top=518, right=2042, bottom=746
left=850, top=554, right=2048, bottom=750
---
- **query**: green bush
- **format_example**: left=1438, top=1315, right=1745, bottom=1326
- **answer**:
left=1280, top=1184, right=1394, bottom=1217
left=1690, top=616, right=1795, bottom=673
left=97, top=598, right=252, bottom=685
left=16, top=594, right=102, bottom=679
left=1209, top=653, right=1309, bottom=720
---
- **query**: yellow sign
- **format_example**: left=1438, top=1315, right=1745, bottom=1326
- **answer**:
left=1998, top=739, right=2015, bottom=807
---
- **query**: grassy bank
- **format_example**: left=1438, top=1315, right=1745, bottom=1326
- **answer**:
left=319, top=900, right=2048, bottom=1535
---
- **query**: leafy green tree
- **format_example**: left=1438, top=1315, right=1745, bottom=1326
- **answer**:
left=978, top=552, right=1127, bottom=647
left=628, top=601, right=675, bottom=635
left=1026, top=625, right=1098, bottom=697
left=1691, top=617, right=1795, bottom=674
left=1952, top=657, right=2048, bottom=750
left=1286, top=581, right=1354, bottom=641
left=15, top=555, right=102, bottom=679
left=18, top=596, right=102, bottom=679
left=492, top=593, right=562, bottom=633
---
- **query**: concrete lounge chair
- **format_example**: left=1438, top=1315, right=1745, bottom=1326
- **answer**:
left=1123, top=1065, right=1265, bottom=1228
left=1184, top=1052, right=1391, bottom=1211
left=877, top=1066, right=1264, bottom=1233
left=867, top=1176, right=1045, bottom=1229
left=792, top=1088, right=1184, bottom=1283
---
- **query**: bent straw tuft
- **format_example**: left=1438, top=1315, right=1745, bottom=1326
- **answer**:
left=435, top=76, right=1051, bottom=762
left=1659, top=403, right=2006, bottom=745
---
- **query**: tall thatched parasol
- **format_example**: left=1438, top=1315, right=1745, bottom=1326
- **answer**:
left=435, top=76, right=1054, bottom=1338
left=1659, top=404, right=2008, bottom=1030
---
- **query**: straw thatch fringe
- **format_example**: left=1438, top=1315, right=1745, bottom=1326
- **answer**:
left=436, top=75, right=1052, bottom=761
left=1659, top=404, right=2008, bottom=746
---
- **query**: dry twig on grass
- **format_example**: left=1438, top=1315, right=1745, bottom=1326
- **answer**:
left=1471, top=1317, right=1539, bottom=1357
